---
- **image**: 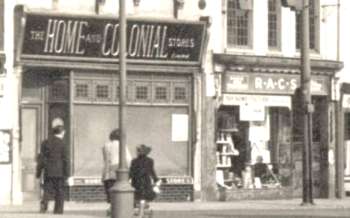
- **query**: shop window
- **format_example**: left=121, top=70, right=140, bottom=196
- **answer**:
left=268, top=0, right=281, bottom=50
left=174, top=86, right=187, bottom=102
left=74, top=81, right=91, bottom=101
left=296, top=0, right=319, bottom=50
left=22, top=72, right=44, bottom=100
left=226, top=0, right=253, bottom=48
left=292, top=95, right=323, bottom=143
left=216, top=105, right=292, bottom=190
left=311, top=97, right=322, bottom=142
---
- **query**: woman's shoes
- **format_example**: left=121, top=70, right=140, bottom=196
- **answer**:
left=106, top=208, right=111, bottom=217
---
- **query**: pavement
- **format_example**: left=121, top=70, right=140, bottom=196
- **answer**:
left=1, top=198, right=350, bottom=218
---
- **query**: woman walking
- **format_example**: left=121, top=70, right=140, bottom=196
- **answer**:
left=129, top=144, right=160, bottom=208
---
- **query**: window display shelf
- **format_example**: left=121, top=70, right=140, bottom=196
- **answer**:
left=221, top=152, right=239, bottom=156
left=216, top=164, right=232, bottom=168
left=216, top=140, right=231, bottom=144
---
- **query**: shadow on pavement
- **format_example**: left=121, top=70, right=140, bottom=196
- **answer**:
left=1, top=210, right=106, bottom=218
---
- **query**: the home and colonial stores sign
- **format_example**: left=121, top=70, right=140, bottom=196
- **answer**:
left=21, top=12, right=206, bottom=64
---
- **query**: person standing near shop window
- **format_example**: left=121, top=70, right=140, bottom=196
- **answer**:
left=101, top=129, right=132, bottom=215
left=36, top=119, right=69, bottom=214
left=231, top=130, right=247, bottom=178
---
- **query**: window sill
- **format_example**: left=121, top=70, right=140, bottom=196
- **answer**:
left=266, top=49, right=283, bottom=57
left=294, top=50, right=322, bottom=60
left=224, top=47, right=255, bottom=56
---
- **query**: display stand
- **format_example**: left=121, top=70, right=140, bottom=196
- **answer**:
left=215, top=130, right=239, bottom=189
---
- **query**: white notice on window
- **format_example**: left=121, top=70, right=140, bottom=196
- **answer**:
left=171, top=114, right=188, bottom=142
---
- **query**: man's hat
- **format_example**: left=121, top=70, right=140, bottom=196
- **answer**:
left=52, top=117, right=64, bottom=128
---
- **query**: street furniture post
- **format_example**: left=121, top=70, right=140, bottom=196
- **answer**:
left=110, top=0, right=134, bottom=217
left=300, top=0, right=314, bottom=205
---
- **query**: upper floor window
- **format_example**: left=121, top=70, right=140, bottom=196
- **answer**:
left=296, top=0, right=319, bottom=50
left=226, top=0, right=253, bottom=48
left=268, top=0, right=281, bottom=50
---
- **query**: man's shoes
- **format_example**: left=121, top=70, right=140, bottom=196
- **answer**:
left=39, top=202, right=47, bottom=213
left=53, top=211, right=63, bottom=214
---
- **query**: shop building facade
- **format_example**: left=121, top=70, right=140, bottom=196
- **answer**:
left=16, top=9, right=207, bottom=202
left=1, top=0, right=349, bottom=205
left=1, top=0, right=209, bottom=204
left=199, top=0, right=345, bottom=200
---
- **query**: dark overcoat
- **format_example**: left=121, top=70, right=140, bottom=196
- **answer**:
left=36, top=136, right=69, bottom=179
left=129, top=155, right=158, bottom=201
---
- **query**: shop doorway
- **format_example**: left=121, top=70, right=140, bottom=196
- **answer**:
left=21, top=105, right=42, bottom=201
left=21, top=71, right=70, bottom=201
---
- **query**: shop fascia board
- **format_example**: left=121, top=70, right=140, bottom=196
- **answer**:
left=19, top=58, right=200, bottom=74
left=213, top=53, right=344, bottom=76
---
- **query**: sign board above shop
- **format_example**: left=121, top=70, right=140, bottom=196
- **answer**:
left=222, top=94, right=292, bottom=109
left=20, top=12, right=206, bottom=65
left=223, top=72, right=329, bottom=95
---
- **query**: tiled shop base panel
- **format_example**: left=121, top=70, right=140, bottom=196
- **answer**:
left=68, top=186, right=106, bottom=202
left=67, top=184, right=194, bottom=202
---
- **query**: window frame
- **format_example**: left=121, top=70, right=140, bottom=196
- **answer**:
left=74, top=79, right=92, bottom=102
left=134, top=81, right=152, bottom=103
left=268, top=0, right=282, bottom=51
left=295, top=0, right=320, bottom=52
left=224, top=0, right=254, bottom=50
left=93, top=80, right=113, bottom=102
left=172, top=82, right=189, bottom=104
left=153, top=81, right=171, bottom=103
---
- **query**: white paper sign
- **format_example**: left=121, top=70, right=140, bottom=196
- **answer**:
left=171, top=114, right=188, bottom=142
left=240, top=104, right=265, bottom=121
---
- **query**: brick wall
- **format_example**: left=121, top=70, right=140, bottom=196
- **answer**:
left=66, top=184, right=193, bottom=202
left=223, top=187, right=293, bottom=201
left=68, top=185, right=106, bottom=202
left=155, top=184, right=193, bottom=202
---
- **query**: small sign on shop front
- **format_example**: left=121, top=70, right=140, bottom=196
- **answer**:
left=0, top=130, right=11, bottom=164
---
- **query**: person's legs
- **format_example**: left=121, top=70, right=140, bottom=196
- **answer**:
left=103, top=179, right=116, bottom=216
left=103, top=179, right=116, bottom=203
left=40, top=178, right=52, bottom=213
left=53, top=178, right=65, bottom=214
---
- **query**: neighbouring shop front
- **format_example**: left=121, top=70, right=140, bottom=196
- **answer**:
left=341, top=83, right=350, bottom=195
left=211, top=54, right=342, bottom=200
left=15, top=8, right=206, bottom=202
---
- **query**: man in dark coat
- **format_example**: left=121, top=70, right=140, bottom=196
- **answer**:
left=129, top=144, right=159, bottom=208
left=36, top=125, right=69, bottom=214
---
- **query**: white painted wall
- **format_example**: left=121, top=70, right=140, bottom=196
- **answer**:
left=0, top=0, right=22, bottom=205
left=338, top=0, right=350, bottom=83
